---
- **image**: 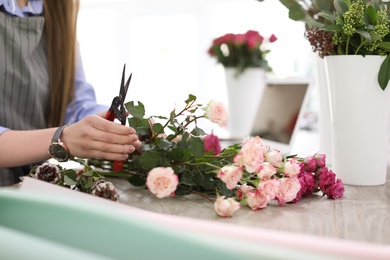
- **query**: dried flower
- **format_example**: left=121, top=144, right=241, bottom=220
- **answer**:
left=91, top=181, right=119, bottom=202
left=34, top=163, right=61, bottom=184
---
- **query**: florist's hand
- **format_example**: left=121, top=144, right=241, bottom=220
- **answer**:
left=61, top=112, right=139, bottom=161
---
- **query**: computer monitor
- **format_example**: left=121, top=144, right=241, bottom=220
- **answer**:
left=250, top=78, right=311, bottom=154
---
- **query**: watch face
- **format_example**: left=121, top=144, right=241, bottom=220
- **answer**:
left=49, top=143, right=69, bottom=162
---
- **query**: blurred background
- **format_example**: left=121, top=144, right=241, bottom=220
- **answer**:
left=77, top=0, right=317, bottom=139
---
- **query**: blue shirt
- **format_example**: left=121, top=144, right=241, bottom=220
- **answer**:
left=0, top=0, right=108, bottom=134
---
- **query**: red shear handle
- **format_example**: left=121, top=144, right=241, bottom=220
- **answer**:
left=105, top=110, right=116, bottom=121
left=113, top=160, right=124, bottom=172
left=105, top=110, right=124, bottom=172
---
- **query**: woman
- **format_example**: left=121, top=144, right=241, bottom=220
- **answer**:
left=0, top=0, right=140, bottom=186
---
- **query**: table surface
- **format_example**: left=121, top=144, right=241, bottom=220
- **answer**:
left=111, top=161, right=390, bottom=247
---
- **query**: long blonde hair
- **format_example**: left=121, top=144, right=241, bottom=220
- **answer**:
left=43, top=0, right=80, bottom=127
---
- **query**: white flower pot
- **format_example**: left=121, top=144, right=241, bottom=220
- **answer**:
left=324, top=55, right=390, bottom=186
left=314, top=55, right=333, bottom=166
left=224, top=68, right=266, bottom=140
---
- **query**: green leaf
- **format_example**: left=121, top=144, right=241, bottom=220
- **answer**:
left=192, top=172, right=215, bottom=190
left=184, top=94, right=196, bottom=105
left=166, top=147, right=184, bottom=161
left=84, top=178, right=94, bottom=189
left=369, top=31, right=382, bottom=42
left=355, top=29, right=371, bottom=41
left=317, top=11, right=337, bottom=24
left=378, top=55, right=390, bottom=90
left=188, top=136, right=204, bottom=157
left=125, top=101, right=145, bottom=119
left=138, top=150, right=162, bottom=171
left=378, top=42, right=390, bottom=52
left=365, top=5, right=377, bottom=25
left=158, top=138, right=173, bottom=150
left=63, top=175, right=77, bottom=186
left=151, top=123, right=164, bottom=135
left=334, top=0, right=349, bottom=16
left=179, top=172, right=196, bottom=186
left=321, top=24, right=342, bottom=33
left=279, top=0, right=307, bottom=21
left=217, top=179, right=234, bottom=197
left=127, top=175, right=146, bottom=187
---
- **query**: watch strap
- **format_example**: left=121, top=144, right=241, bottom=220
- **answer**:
left=52, top=124, right=70, bottom=142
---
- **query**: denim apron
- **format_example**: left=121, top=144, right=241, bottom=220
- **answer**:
left=0, top=10, right=49, bottom=186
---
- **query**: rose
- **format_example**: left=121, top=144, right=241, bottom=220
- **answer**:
left=293, top=173, right=316, bottom=203
left=236, top=184, right=255, bottom=199
left=269, top=34, right=277, bottom=43
left=204, top=132, right=221, bottom=155
left=146, top=167, right=179, bottom=198
left=234, top=136, right=267, bottom=173
left=217, top=165, right=243, bottom=190
left=258, top=179, right=280, bottom=201
left=303, top=156, right=317, bottom=172
left=325, top=179, right=344, bottom=199
left=266, top=149, right=283, bottom=168
left=317, top=168, right=336, bottom=193
left=315, top=153, right=326, bottom=168
left=276, top=177, right=301, bottom=206
left=256, top=162, right=276, bottom=180
left=245, top=30, right=264, bottom=48
left=283, top=158, right=301, bottom=178
left=205, top=100, right=228, bottom=128
left=214, top=196, right=240, bottom=217
left=246, top=190, right=269, bottom=210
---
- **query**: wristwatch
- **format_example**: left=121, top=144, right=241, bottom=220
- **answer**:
left=48, top=124, right=71, bottom=162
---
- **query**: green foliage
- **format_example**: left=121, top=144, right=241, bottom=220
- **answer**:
left=94, top=94, right=240, bottom=198
left=284, top=0, right=390, bottom=90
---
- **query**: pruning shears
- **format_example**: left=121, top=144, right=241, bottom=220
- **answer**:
left=105, top=64, right=132, bottom=172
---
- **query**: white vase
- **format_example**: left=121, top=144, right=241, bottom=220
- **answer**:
left=324, top=55, right=390, bottom=186
left=314, top=55, right=333, bottom=166
left=224, top=68, right=266, bottom=140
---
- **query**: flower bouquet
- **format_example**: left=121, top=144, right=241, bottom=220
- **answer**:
left=303, top=0, right=390, bottom=90
left=208, top=30, right=277, bottom=77
left=29, top=94, right=344, bottom=218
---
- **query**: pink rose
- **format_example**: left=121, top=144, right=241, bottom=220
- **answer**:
left=236, top=184, right=255, bottom=199
left=146, top=167, right=179, bottom=198
left=214, top=196, right=240, bottom=217
left=246, top=190, right=269, bottom=210
left=293, top=173, right=316, bottom=203
left=205, top=101, right=228, bottom=128
left=257, top=162, right=276, bottom=180
left=269, top=34, right=278, bottom=43
left=213, top=33, right=233, bottom=45
left=325, top=179, right=344, bottom=199
left=235, top=136, right=266, bottom=173
left=258, top=179, right=280, bottom=200
left=284, top=158, right=301, bottom=178
left=304, top=156, right=317, bottom=172
left=276, top=177, right=301, bottom=206
left=315, top=154, right=326, bottom=168
left=233, top=34, right=246, bottom=45
left=317, top=168, right=336, bottom=193
left=266, top=149, right=283, bottom=168
left=204, top=132, right=221, bottom=155
left=217, top=165, right=243, bottom=190
left=245, top=30, right=264, bottom=49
